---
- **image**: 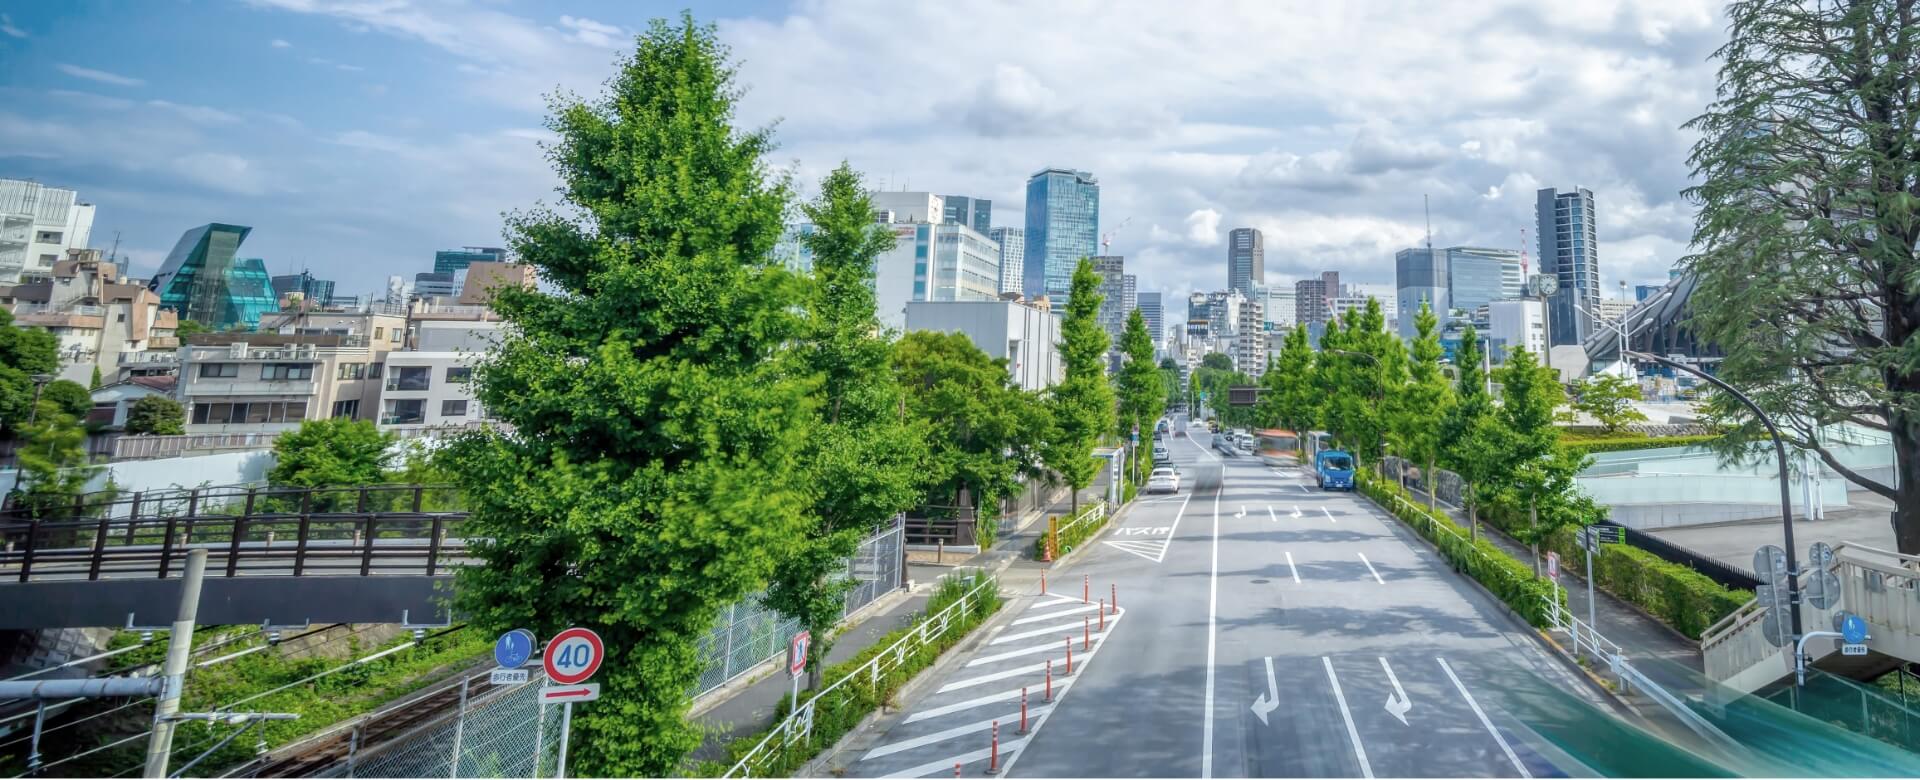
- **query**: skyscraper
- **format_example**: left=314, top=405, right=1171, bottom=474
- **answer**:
left=943, top=195, right=992, bottom=234
left=1138, top=291, right=1163, bottom=346
left=1227, top=227, right=1265, bottom=296
left=271, top=270, right=336, bottom=306
left=1445, top=246, right=1518, bottom=315
left=434, top=246, right=508, bottom=276
left=1395, top=247, right=1447, bottom=340
left=1295, top=278, right=1329, bottom=327
left=1023, top=168, right=1099, bottom=308
left=990, top=227, right=1025, bottom=295
left=1536, top=187, right=1600, bottom=345
left=1090, top=256, right=1130, bottom=341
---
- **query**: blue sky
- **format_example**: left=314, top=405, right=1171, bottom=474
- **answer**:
left=0, top=0, right=1727, bottom=305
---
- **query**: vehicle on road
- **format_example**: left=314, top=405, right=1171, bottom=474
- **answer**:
left=1145, top=467, right=1180, bottom=494
left=1315, top=449, right=1356, bottom=490
left=1254, top=429, right=1299, bottom=467
left=1213, top=433, right=1238, bottom=456
left=1151, top=445, right=1170, bottom=462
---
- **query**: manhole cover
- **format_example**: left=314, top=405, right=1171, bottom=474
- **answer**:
left=1251, top=579, right=1271, bottom=584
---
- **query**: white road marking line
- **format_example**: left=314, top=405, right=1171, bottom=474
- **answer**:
left=903, top=681, right=1074, bottom=724
left=1322, top=506, right=1337, bottom=523
left=1011, top=604, right=1098, bottom=625
left=1298, top=484, right=1312, bottom=495
left=1358, top=552, right=1384, bottom=584
left=993, top=603, right=1129, bottom=779
left=991, top=619, right=1103, bottom=645
left=1202, top=464, right=1222, bottom=778
left=862, top=709, right=1044, bottom=760
left=879, top=737, right=1029, bottom=778
left=1286, top=551, right=1300, bottom=583
left=1267, top=505, right=1278, bottom=522
left=968, top=634, right=1108, bottom=666
left=935, top=661, right=1049, bottom=693
left=1438, top=657, right=1531, bottom=778
left=1034, top=595, right=1079, bottom=608
left=1103, top=540, right=1167, bottom=562
left=1323, top=657, right=1374, bottom=779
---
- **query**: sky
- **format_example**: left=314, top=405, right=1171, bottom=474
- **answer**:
left=0, top=0, right=1728, bottom=308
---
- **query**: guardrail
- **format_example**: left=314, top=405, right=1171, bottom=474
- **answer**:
left=1542, top=594, right=1740, bottom=751
left=112, top=432, right=282, bottom=460
left=904, top=507, right=977, bottom=547
left=721, top=573, right=997, bottom=778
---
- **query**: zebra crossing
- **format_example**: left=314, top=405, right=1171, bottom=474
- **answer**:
left=845, top=592, right=1129, bottom=778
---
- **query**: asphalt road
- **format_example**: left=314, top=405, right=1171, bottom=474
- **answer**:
left=841, top=414, right=1629, bottom=778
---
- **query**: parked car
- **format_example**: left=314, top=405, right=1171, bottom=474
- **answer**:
left=1146, top=467, right=1181, bottom=494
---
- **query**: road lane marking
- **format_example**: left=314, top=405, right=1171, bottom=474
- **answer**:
left=863, top=709, right=1042, bottom=760
left=1202, top=463, right=1222, bottom=778
left=1267, top=505, right=1278, bottom=522
left=1358, top=552, right=1384, bottom=584
left=1323, top=657, right=1374, bottom=779
left=992, top=619, right=1104, bottom=645
left=1439, top=657, right=1531, bottom=778
left=1286, top=551, right=1300, bottom=583
left=1380, top=658, right=1410, bottom=725
left=1298, top=484, right=1312, bottom=495
left=991, top=603, right=1129, bottom=779
left=1322, top=506, right=1337, bottom=523
left=1035, top=595, right=1079, bottom=608
left=878, top=737, right=1029, bottom=778
left=903, top=684, right=1049, bottom=723
left=967, top=634, right=1109, bottom=666
left=1103, top=540, right=1167, bottom=562
left=1012, top=604, right=1098, bottom=625
left=935, top=661, right=1049, bottom=693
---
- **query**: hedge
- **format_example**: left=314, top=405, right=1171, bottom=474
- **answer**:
left=1357, top=473, right=1561, bottom=627
left=1562, top=434, right=1720, bottom=456
left=1478, top=505, right=1750, bottom=639
left=699, top=571, right=1002, bottom=777
left=1033, top=501, right=1111, bottom=560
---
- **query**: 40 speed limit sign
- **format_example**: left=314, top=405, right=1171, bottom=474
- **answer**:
left=543, top=627, right=604, bottom=685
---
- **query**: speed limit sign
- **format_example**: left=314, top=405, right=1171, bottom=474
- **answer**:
left=543, top=627, right=604, bottom=685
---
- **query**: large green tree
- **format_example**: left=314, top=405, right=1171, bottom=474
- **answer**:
left=1044, top=258, right=1115, bottom=515
left=269, top=418, right=394, bottom=491
left=124, top=396, right=185, bottom=436
left=1257, top=324, right=1319, bottom=452
left=893, top=330, right=1049, bottom=518
left=1440, top=326, right=1505, bottom=541
left=1494, top=347, right=1600, bottom=574
left=1388, top=302, right=1454, bottom=508
left=1683, top=0, right=1920, bottom=553
left=1114, top=308, right=1165, bottom=480
left=0, top=308, right=59, bottom=436
left=1316, top=299, right=1405, bottom=466
left=764, top=163, right=923, bottom=690
left=441, top=17, right=818, bottom=775
left=1570, top=373, right=1648, bottom=433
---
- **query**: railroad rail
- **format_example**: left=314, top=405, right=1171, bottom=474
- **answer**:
left=235, top=662, right=511, bottom=778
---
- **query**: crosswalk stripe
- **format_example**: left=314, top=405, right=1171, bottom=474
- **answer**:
left=863, top=709, right=1043, bottom=760
left=935, top=661, right=1050, bottom=693
left=903, top=681, right=1075, bottom=724
left=992, top=620, right=1099, bottom=645
left=879, top=737, right=1030, bottom=778
left=968, top=633, right=1106, bottom=667
left=1011, top=604, right=1097, bottom=625
left=1033, top=595, right=1079, bottom=608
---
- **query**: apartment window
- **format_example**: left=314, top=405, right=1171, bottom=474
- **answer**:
left=36, top=231, right=61, bottom=243
left=386, top=366, right=431, bottom=391
left=332, top=399, right=360, bottom=419
left=445, top=366, right=472, bottom=383
left=192, top=401, right=308, bottom=425
left=374, top=327, right=385, bottom=340
left=384, top=398, right=425, bottom=425
left=337, top=363, right=367, bottom=380
left=441, top=400, right=469, bottom=417
left=368, top=363, right=383, bottom=379
left=198, top=363, right=239, bottom=378
left=116, top=312, right=126, bottom=322
left=391, top=328, right=403, bottom=343
left=261, top=363, right=314, bottom=380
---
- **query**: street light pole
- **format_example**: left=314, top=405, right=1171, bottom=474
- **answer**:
left=25, top=373, right=53, bottom=427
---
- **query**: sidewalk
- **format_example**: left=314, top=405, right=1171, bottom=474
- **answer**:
left=1397, top=483, right=1703, bottom=671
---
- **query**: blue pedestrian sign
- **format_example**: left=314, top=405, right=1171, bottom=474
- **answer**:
left=1841, top=613, right=1869, bottom=645
left=495, top=628, right=536, bottom=669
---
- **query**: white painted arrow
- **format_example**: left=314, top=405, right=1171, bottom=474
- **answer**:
left=1236, top=506, right=1247, bottom=519
left=1380, top=657, right=1410, bottom=725
left=1250, top=656, right=1279, bottom=725
left=1291, top=505, right=1302, bottom=518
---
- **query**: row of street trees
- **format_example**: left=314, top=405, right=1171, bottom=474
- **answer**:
left=440, top=16, right=1147, bottom=775
left=1256, top=299, right=1602, bottom=572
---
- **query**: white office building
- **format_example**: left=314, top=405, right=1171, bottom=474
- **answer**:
left=1261, top=285, right=1296, bottom=331
left=870, top=192, right=945, bottom=224
left=0, top=179, right=94, bottom=284
left=378, top=320, right=502, bottom=432
left=873, top=222, right=1001, bottom=330
left=1484, top=299, right=1548, bottom=358
left=904, top=298, right=1062, bottom=390
left=990, top=227, right=1024, bottom=294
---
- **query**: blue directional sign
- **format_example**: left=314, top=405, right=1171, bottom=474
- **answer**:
left=495, top=628, right=537, bottom=669
left=1841, top=613, right=1869, bottom=645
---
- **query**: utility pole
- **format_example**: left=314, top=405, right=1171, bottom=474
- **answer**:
left=144, top=548, right=207, bottom=778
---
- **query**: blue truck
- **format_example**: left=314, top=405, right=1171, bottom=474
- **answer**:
left=1315, top=449, right=1356, bottom=490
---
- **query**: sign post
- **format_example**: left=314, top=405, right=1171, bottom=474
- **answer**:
left=543, top=627, right=604, bottom=780
left=1546, top=552, right=1560, bottom=626
left=788, top=630, right=811, bottom=716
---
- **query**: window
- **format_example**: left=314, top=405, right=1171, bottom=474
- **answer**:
left=368, top=363, right=383, bottom=379
left=391, top=328, right=403, bottom=343
left=445, top=366, right=472, bottom=383
left=441, top=400, right=469, bottom=417
left=116, top=312, right=126, bottom=322
left=374, top=327, right=385, bottom=340
left=191, top=401, right=307, bottom=425
left=198, top=363, right=238, bottom=378
left=36, top=231, right=61, bottom=243
left=337, top=363, right=367, bottom=381
left=386, top=366, right=430, bottom=391
left=384, top=398, right=425, bottom=425
left=332, top=399, right=360, bottom=419
left=261, top=363, right=314, bottom=380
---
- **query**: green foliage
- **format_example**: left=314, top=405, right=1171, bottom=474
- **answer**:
left=1044, top=258, right=1115, bottom=512
left=1314, top=298, right=1405, bottom=465
left=124, top=395, right=186, bottom=435
left=1439, top=326, right=1506, bottom=535
left=1562, top=434, right=1721, bottom=456
left=14, top=410, right=101, bottom=518
left=894, top=330, right=1048, bottom=516
left=1490, top=347, right=1600, bottom=568
left=269, top=418, right=395, bottom=490
left=1114, top=308, right=1165, bottom=478
left=442, top=16, right=816, bottom=776
left=1257, top=324, right=1318, bottom=439
left=1682, top=0, right=1920, bottom=553
left=89, top=365, right=101, bottom=390
left=766, top=163, right=925, bottom=687
left=701, top=572, right=1001, bottom=778
left=1570, top=373, right=1647, bottom=433
left=1360, top=473, right=1561, bottom=626
left=174, top=319, right=212, bottom=339
left=1200, top=352, right=1234, bottom=371
left=1036, top=500, right=1112, bottom=559
left=0, top=308, right=59, bottom=436
left=1387, top=302, right=1453, bottom=495
left=42, top=379, right=90, bottom=419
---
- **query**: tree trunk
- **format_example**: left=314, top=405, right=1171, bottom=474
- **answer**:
left=807, top=630, right=827, bottom=691
left=1529, top=498, right=1540, bottom=577
left=1897, top=430, right=1920, bottom=555
left=1468, top=496, right=1479, bottom=543
left=1425, top=457, right=1438, bottom=513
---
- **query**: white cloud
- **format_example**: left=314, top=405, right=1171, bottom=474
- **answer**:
left=558, top=15, right=623, bottom=48
left=0, top=14, right=26, bottom=38
left=271, top=38, right=292, bottom=48
left=148, top=100, right=241, bottom=125
left=56, top=63, right=145, bottom=87
left=1184, top=209, right=1222, bottom=246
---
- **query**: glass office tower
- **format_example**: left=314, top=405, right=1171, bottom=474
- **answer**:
left=1022, top=168, right=1099, bottom=308
left=150, top=223, right=278, bottom=329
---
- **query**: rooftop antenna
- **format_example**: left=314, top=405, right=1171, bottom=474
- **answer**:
left=1423, top=194, right=1433, bottom=251
left=107, top=231, right=121, bottom=264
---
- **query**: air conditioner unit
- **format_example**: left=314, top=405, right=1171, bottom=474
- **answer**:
left=228, top=342, right=248, bottom=358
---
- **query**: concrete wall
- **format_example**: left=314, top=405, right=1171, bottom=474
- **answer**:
left=0, top=448, right=274, bottom=498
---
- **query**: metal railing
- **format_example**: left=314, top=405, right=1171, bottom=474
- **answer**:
left=1542, top=594, right=1741, bottom=752
left=112, top=432, right=282, bottom=460
left=0, top=485, right=467, bottom=582
left=1054, top=502, right=1107, bottom=538
left=721, top=572, right=996, bottom=778
left=904, top=506, right=977, bottom=547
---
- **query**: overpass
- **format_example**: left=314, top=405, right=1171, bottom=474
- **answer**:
left=0, top=484, right=465, bottom=629
left=1704, top=541, right=1919, bottom=696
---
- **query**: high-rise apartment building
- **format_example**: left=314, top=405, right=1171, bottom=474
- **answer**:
left=1445, top=247, right=1518, bottom=315
left=1234, top=299, right=1266, bottom=378
left=1395, top=248, right=1447, bottom=340
left=1023, top=168, right=1099, bottom=308
left=1227, top=227, right=1265, bottom=297
left=1090, top=256, right=1132, bottom=341
left=990, top=227, right=1025, bottom=294
left=0, top=179, right=95, bottom=284
left=434, top=246, right=508, bottom=276
left=1138, top=292, right=1163, bottom=346
left=1295, top=278, right=1329, bottom=327
left=1536, top=187, right=1600, bottom=345
left=943, top=196, right=992, bottom=234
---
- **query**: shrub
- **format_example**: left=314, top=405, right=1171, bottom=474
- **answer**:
left=1358, top=473, right=1561, bottom=626
left=1562, top=434, right=1720, bottom=456
left=1034, top=501, right=1111, bottom=559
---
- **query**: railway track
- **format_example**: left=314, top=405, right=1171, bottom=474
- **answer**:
left=235, top=662, right=500, bottom=777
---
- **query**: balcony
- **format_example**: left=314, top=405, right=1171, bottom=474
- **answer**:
left=118, top=350, right=179, bottom=366
left=13, top=303, right=105, bottom=317
left=385, top=369, right=432, bottom=392
left=187, top=379, right=317, bottom=397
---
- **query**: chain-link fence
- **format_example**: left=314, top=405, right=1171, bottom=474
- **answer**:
left=318, top=670, right=564, bottom=779
left=691, top=522, right=902, bottom=697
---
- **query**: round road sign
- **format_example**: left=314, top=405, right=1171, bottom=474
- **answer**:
left=544, top=627, right=605, bottom=685
left=1841, top=613, right=1869, bottom=645
left=495, top=628, right=536, bottom=669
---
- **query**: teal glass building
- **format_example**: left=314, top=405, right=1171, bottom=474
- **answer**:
left=149, top=223, right=279, bottom=329
left=1023, top=168, right=1099, bottom=309
left=434, top=246, right=508, bottom=275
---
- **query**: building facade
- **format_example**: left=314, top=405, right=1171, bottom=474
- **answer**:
left=1137, top=291, right=1163, bottom=347
left=177, top=318, right=404, bottom=434
left=1234, top=299, right=1266, bottom=378
left=1262, top=285, right=1296, bottom=331
left=434, top=246, right=508, bottom=276
left=1227, top=227, right=1265, bottom=297
left=872, top=222, right=1001, bottom=330
left=271, top=271, right=336, bottom=307
left=990, top=227, right=1024, bottom=295
left=1022, top=168, right=1099, bottom=307
left=942, top=195, right=992, bottom=234
left=149, top=223, right=279, bottom=330
left=0, top=252, right=179, bottom=384
left=871, top=192, right=944, bottom=224
left=0, top=179, right=95, bottom=284
left=1090, top=256, right=1134, bottom=342
left=1395, top=247, right=1447, bottom=340
left=775, top=223, right=817, bottom=273
left=1445, top=246, right=1516, bottom=316
left=377, top=320, right=500, bottom=432
left=1536, top=186, right=1601, bottom=346
left=1483, top=299, right=1547, bottom=358
left=904, top=298, right=1063, bottom=390
left=1294, top=278, right=1329, bottom=327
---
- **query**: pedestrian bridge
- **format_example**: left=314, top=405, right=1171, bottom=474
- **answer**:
left=0, top=485, right=466, bottom=629
left=1703, top=542, right=1920, bottom=695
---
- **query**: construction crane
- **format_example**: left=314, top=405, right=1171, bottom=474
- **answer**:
left=1101, top=217, right=1132, bottom=255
